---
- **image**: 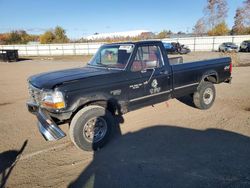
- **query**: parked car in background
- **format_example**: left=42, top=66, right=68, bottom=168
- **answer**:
left=218, top=42, right=238, bottom=52
left=163, top=42, right=191, bottom=54
left=239, top=40, right=250, bottom=52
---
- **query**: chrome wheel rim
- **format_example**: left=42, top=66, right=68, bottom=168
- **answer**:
left=83, top=117, right=107, bottom=143
left=203, top=88, right=213, bottom=105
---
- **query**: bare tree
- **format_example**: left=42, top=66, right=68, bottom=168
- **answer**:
left=204, top=0, right=228, bottom=29
left=193, top=18, right=207, bottom=36
left=217, top=0, right=228, bottom=22
left=204, top=0, right=216, bottom=28
left=244, top=0, right=250, bottom=26
left=232, top=8, right=245, bottom=35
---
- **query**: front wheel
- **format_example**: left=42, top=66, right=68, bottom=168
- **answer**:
left=193, top=82, right=216, bottom=110
left=69, top=105, right=114, bottom=151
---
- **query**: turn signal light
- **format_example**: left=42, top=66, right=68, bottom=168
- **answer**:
left=43, top=101, right=65, bottom=109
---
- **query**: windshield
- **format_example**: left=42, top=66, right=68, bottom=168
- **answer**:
left=225, top=42, right=234, bottom=45
left=88, top=44, right=134, bottom=69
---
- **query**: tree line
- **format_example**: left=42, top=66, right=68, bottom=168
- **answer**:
left=0, top=0, right=250, bottom=45
left=193, top=0, right=250, bottom=36
left=0, top=30, right=39, bottom=45
left=0, top=26, right=69, bottom=45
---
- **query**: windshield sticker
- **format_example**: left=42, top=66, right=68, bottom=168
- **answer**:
left=119, top=45, right=133, bottom=52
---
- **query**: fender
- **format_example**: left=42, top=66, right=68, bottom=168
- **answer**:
left=70, top=92, right=112, bottom=112
left=200, top=70, right=219, bottom=84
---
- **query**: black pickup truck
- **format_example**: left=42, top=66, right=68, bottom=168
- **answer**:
left=27, top=41, right=232, bottom=151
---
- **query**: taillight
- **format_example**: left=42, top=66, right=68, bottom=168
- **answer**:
left=229, top=63, right=232, bottom=74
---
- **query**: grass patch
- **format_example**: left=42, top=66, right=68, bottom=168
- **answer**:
left=220, top=52, right=240, bottom=67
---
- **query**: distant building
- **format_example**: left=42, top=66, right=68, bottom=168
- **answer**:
left=84, top=30, right=151, bottom=40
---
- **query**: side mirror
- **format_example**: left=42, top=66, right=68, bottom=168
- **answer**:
left=145, top=60, right=157, bottom=69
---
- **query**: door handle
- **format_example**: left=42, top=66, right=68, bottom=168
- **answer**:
left=160, top=70, right=168, bottom=75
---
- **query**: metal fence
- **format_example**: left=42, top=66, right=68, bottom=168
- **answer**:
left=0, top=42, right=105, bottom=56
left=162, top=35, right=250, bottom=52
left=0, top=35, right=250, bottom=56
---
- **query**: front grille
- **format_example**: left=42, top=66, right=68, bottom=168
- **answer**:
left=28, top=84, right=42, bottom=104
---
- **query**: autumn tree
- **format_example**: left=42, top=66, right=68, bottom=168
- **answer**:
left=40, top=31, right=55, bottom=44
left=208, top=22, right=229, bottom=36
left=0, top=34, right=8, bottom=44
left=40, top=26, right=69, bottom=44
left=5, top=31, right=22, bottom=44
left=19, top=30, right=33, bottom=44
left=54, top=26, right=69, bottom=43
left=243, top=0, right=250, bottom=26
left=156, top=30, right=172, bottom=39
left=232, top=8, right=245, bottom=35
left=193, top=18, right=207, bottom=36
left=194, top=0, right=228, bottom=36
left=138, top=32, right=154, bottom=40
left=230, top=0, right=250, bottom=35
left=0, top=30, right=41, bottom=44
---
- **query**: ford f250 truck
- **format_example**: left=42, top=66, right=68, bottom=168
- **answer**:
left=27, top=41, right=232, bottom=151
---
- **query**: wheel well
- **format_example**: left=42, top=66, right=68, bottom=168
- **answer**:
left=70, top=99, right=119, bottom=122
left=203, top=74, right=217, bottom=84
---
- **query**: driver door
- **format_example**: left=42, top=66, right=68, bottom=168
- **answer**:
left=128, top=44, right=171, bottom=108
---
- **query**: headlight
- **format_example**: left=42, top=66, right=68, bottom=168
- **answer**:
left=41, top=90, right=65, bottom=109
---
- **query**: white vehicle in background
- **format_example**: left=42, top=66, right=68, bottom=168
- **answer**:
left=218, top=42, right=238, bottom=52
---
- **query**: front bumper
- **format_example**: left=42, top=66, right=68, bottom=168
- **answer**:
left=27, top=101, right=66, bottom=141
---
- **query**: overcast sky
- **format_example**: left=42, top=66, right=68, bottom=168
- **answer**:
left=0, top=0, right=245, bottom=39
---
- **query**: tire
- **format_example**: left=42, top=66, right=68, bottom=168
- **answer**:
left=69, top=105, right=115, bottom=151
left=193, top=82, right=216, bottom=110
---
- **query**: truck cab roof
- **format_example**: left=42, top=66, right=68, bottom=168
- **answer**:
left=102, top=40, right=163, bottom=46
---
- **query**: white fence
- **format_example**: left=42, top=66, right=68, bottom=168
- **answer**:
left=0, top=42, right=104, bottom=56
left=162, top=35, right=250, bottom=52
left=0, top=35, right=250, bottom=56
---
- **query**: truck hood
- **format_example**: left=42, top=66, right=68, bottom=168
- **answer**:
left=28, top=66, right=119, bottom=89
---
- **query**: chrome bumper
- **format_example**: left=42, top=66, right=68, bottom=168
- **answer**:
left=27, top=101, right=66, bottom=141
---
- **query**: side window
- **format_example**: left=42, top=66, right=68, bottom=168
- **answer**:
left=131, top=45, right=163, bottom=72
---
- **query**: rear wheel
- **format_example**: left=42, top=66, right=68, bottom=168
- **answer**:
left=193, top=82, right=216, bottom=110
left=69, top=105, right=114, bottom=151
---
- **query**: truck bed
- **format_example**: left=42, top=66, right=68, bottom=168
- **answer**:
left=171, top=57, right=231, bottom=97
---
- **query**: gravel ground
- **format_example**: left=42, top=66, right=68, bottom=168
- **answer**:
left=0, top=52, right=250, bottom=187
